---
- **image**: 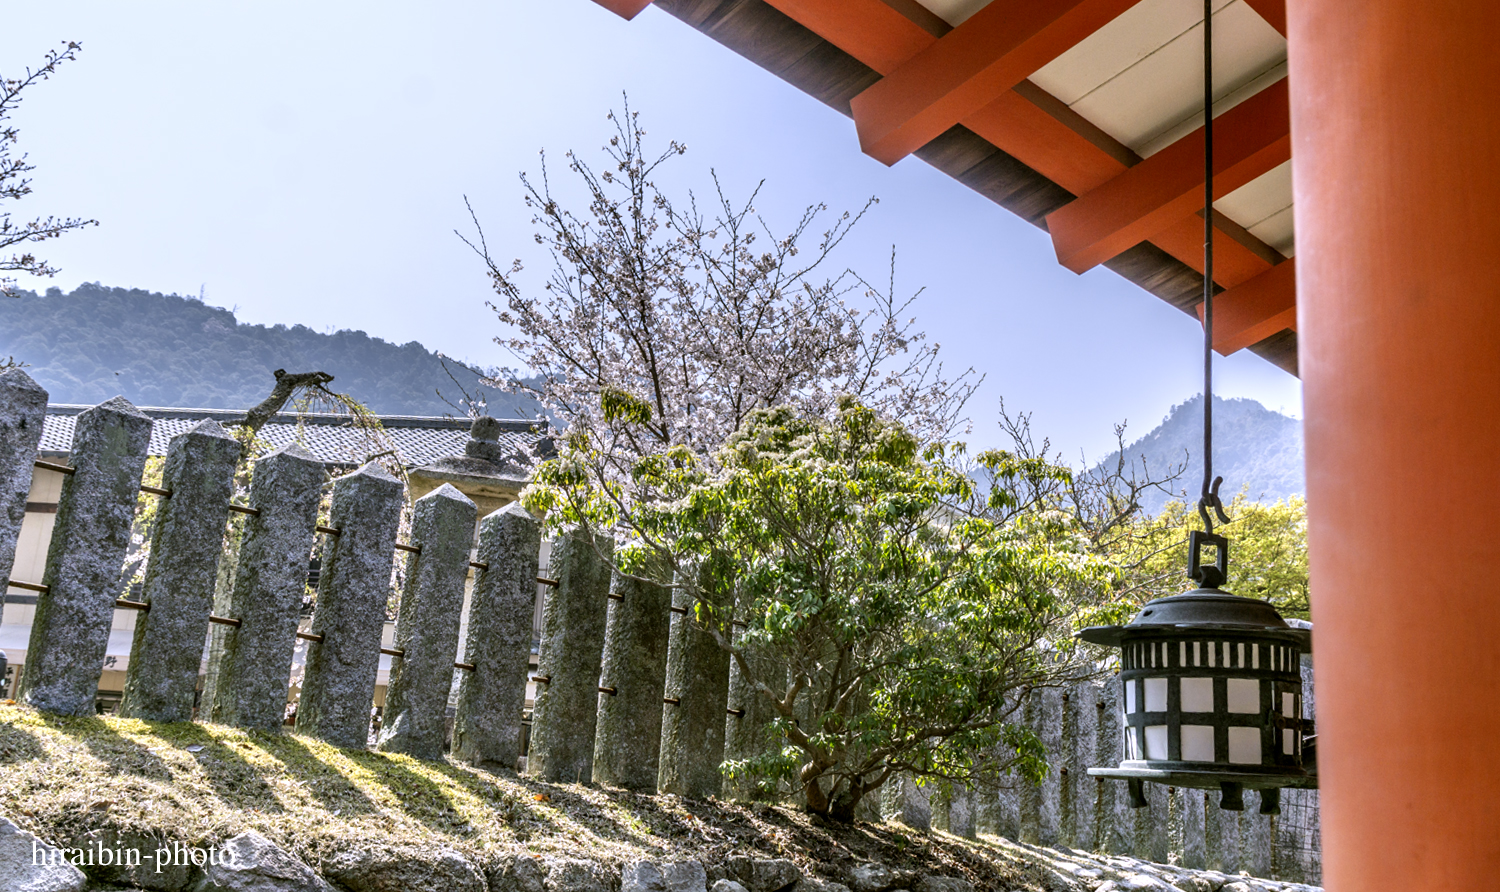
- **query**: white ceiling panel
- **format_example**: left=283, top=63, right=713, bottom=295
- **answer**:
left=1029, top=0, right=1234, bottom=106
left=911, top=0, right=992, bottom=26
left=1215, top=160, right=1291, bottom=227
left=1217, top=160, right=1294, bottom=255
left=1247, top=206, right=1295, bottom=257
left=1030, top=0, right=1285, bottom=155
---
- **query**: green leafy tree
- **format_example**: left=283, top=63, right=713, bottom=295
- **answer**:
left=526, top=398, right=1114, bottom=821
left=1112, top=494, right=1309, bottom=618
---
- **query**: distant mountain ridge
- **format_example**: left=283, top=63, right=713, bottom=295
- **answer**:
left=1104, top=395, right=1304, bottom=514
left=0, top=283, right=538, bottom=418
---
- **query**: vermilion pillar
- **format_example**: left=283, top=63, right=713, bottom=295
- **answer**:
left=1288, top=2, right=1500, bottom=889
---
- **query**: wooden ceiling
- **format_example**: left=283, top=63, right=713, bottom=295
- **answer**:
left=591, top=0, right=1300, bottom=375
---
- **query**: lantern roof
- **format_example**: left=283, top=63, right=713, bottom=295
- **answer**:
left=1078, top=590, right=1312, bottom=651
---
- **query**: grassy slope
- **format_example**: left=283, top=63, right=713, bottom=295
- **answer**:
left=0, top=704, right=1035, bottom=889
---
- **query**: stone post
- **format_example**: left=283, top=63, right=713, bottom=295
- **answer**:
left=882, top=774, right=932, bottom=830
left=118, top=420, right=240, bottom=722
left=1060, top=680, right=1101, bottom=850
left=1034, top=687, right=1064, bottom=845
left=0, top=369, right=48, bottom=609
left=202, top=443, right=325, bottom=729
left=593, top=569, right=671, bottom=789
left=657, top=578, right=733, bottom=798
left=1239, top=794, right=1273, bottom=878
left=722, top=637, right=782, bottom=801
left=1182, top=788, right=1208, bottom=869
left=18, top=397, right=151, bottom=716
left=377, top=484, right=476, bottom=760
left=451, top=504, right=541, bottom=769
left=1096, top=673, right=1130, bottom=854
left=948, top=785, right=977, bottom=839
left=1018, top=695, right=1042, bottom=843
left=526, top=528, right=612, bottom=782
left=296, top=462, right=404, bottom=748
left=995, top=778, right=1021, bottom=840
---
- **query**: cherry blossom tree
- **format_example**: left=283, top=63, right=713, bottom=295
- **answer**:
left=460, top=103, right=977, bottom=487
left=1, top=41, right=95, bottom=297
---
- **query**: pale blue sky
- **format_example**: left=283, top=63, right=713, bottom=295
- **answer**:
left=0, top=1, right=1300, bottom=460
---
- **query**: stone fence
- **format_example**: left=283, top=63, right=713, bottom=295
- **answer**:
left=0, top=379, right=751, bottom=798
left=0, top=376, right=1318, bottom=884
left=890, top=664, right=1322, bottom=886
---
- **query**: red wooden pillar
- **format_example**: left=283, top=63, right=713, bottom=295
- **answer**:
left=1288, top=1, right=1500, bottom=888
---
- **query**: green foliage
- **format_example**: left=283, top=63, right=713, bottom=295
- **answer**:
left=1112, top=493, right=1309, bottom=618
left=527, top=398, right=1109, bottom=820
left=0, top=284, right=539, bottom=416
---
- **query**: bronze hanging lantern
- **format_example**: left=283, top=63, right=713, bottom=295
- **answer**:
left=1077, top=531, right=1313, bottom=812
left=1078, top=0, right=1314, bottom=814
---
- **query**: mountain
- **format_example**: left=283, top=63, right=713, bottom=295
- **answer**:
left=0, top=283, right=539, bottom=418
left=1104, top=394, right=1304, bottom=514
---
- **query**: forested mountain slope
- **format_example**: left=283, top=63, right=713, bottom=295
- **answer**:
left=0, top=283, right=536, bottom=418
left=1104, top=394, right=1304, bottom=513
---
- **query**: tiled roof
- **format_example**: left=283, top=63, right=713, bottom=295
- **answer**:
left=41, top=405, right=545, bottom=469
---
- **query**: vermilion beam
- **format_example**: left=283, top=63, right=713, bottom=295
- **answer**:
left=849, top=0, right=1138, bottom=165
left=1045, top=79, right=1291, bottom=275
left=1241, top=0, right=1287, bottom=36
left=591, top=0, right=653, bottom=19
left=1194, top=259, right=1297, bottom=354
left=760, top=0, right=940, bottom=73
left=1152, top=214, right=1278, bottom=289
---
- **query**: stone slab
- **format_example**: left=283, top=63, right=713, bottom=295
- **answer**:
left=593, top=568, right=671, bottom=789
left=119, top=419, right=240, bottom=722
left=18, top=396, right=152, bottom=715
left=527, top=528, right=612, bottom=783
left=203, top=442, right=326, bottom=730
left=451, top=503, right=541, bottom=769
left=378, top=483, right=477, bottom=760
left=0, top=368, right=48, bottom=617
left=657, top=577, right=732, bottom=799
left=296, top=461, right=404, bottom=748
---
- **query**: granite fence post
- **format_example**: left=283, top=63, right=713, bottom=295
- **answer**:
left=202, top=443, right=325, bottom=729
left=1096, top=673, right=1130, bottom=854
left=1183, top=788, right=1208, bottom=869
left=451, top=503, right=541, bottom=769
left=1204, top=788, right=1236, bottom=871
left=995, top=778, right=1021, bottom=840
left=948, top=785, right=977, bottom=839
left=18, top=397, right=152, bottom=715
left=593, top=568, right=671, bottom=789
left=0, top=369, right=48, bottom=612
left=1060, top=680, right=1101, bottom=850
left=296, top=461, right=404, bottom=748
left=882, top=774, right=932, bottom=830
left=722, top=627, right=782, bottom=801
left=526, top=528, right=612, bottom=783
left=1017, top=695, right=1042, bottom=843
left=657, top=575, right=733, bottom=799
left=377, top=484, right=477, bottom=760
left=973, top=782, right=999, bottom=837
left=1035, top=687, right=1065, bottom=845
left=118, top=420, right=240, bottom=722
left=930, top=787, right=951, bottom=832
left=1239, top=793, right=1273, bottom=878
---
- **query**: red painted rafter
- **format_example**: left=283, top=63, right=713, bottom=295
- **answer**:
left=591, top=0, right=653, bottom=20
left=1197, top=259, right=1297, bottom=355
left=848, top=0, right=1139, bottom=165
left=758, top=0, right=1289, bottom=303
left=1044, top=79, right=1291, bottom=276
left=762, top=0, right=938, bottom=72
left=1242, top=0, right=1287, bottom=36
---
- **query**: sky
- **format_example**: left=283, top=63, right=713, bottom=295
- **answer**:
left=0, top=1, right=1301, bottom=462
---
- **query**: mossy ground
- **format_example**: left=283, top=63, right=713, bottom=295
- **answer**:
left=0, top=703, right=1038, bottom=888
